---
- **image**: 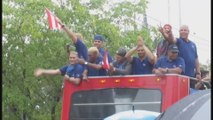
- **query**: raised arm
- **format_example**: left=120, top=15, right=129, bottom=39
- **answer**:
left=125, top=47, right=138, bottom=63
left=159, top=26, right=169, bottom=40
left=57, top=19, right=78, bottom=43
left=125, top=36, right=143, bottom=62
left=137, top=36, right=155, bottom=64
left=159, top=26, right=176, bottom=44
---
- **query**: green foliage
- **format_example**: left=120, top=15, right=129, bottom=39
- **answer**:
left=88, top=0, right=107, bottom=9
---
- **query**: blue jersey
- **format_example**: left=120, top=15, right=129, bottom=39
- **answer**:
left=154, top=56, right=185, bottom=74
left=87, top=56, right=107, bottom=76
left=113, top=61, right=128, bottom=70
left=59, top=64, right=84, bottom=78
left=99, top=48, right=113, bottom=63
left=131, top=57, right=153, bottom=75
left=75, top=39, right=88, bottom=60
left=176, top=38, right=198, bottom=77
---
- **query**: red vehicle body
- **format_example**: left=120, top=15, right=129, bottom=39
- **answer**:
left=60, top=74, right=190, bottom=120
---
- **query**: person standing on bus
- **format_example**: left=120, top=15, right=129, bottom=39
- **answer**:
left=109, top=47, right=132, bottom=75
left=156, top=24, right=176, bottom=59
left=57, top=20, right=88, bottom=60
left=125, top=36, right=155, bottom=75
left=93, top=34, right=113, bottom=63
left=153, top=44, right=185, bottom=75
left=173, top=25, right=201, bottom=80
left=34, top=51, right=84, bottom=85
left=78, top=47, right=107, bottom=77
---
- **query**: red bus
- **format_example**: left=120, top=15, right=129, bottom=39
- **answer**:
left=60, top=74, right=190, bottom=120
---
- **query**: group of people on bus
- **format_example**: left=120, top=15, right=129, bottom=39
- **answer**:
left=34, top=20, right=210, bottom=90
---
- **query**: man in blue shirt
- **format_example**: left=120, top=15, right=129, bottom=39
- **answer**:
left=78, top=47, right=107, bottom=77
left=93, top=34, right=113, bottom=63
left=109, top=47, right=132, bottom=75
left=125, top=36, right=155, bottom=75
left=58, top=20, right=88, bottom=60
left=34, top=51, right=84, bottom=85
left=173, top=25, right=201, bottom=80
left=153, top=45, right=185, bottom=75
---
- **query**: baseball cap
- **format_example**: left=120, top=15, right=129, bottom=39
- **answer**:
left=94, top=34, right=104, bottom=41
left=116, top=47, right=126, bottom=57
left=168, top=44, right=179, bottom=52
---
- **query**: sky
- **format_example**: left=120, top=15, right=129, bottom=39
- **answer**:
left=146, top=0, right=211, bottom=64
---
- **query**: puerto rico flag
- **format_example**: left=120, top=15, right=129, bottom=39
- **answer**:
left=45, top=8, right=62, bottom=30
left=102, top=50, right=110, bottom=70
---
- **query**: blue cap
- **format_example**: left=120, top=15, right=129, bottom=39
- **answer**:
left=168, top=44, right=179, bottom=52
left=94, top=34, right=104, bottom=41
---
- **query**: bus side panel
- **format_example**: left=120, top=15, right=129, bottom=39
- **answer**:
left=161, top=76, right=189, bottom=111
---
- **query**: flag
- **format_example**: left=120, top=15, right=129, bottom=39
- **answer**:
left=102, top=50, right=110, bottom=70
left=45, top=8, right=62, bottom=30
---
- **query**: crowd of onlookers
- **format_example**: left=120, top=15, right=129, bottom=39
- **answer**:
left=34, top=20, right=211, bottom=91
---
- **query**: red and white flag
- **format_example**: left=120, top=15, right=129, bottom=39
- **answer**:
left=102, top=50, right=110, bottom=70
left=45, top=8, right=62, bottom=30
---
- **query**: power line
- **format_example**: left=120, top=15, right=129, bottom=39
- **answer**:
left=145, top=14, right=210, bottom=42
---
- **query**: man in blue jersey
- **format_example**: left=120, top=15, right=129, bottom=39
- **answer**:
left=58, top=20, right=88, bottom=60
left=93, top=34, right=113, bottom=63
left=173, top=25, right=201, bottom=80
left=125, top=36, right=155, bottom=75
left=78, top=47, right=107, bottom=77
left=34, top=51, right=84, bottom=85
left=153, top=45, right=185, bottom=76
left=109, top=47, right=132, bottom=75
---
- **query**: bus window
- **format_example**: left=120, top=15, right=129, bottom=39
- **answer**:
left=70, top=88, right=162, bottom=120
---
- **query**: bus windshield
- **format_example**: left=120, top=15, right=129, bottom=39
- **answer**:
left=69, top=88, right=162, bottom=120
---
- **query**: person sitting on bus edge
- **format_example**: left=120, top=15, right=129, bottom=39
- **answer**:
left=153, top=44, right=185, bottom=75
left=34, top=51, right=84, bottom=85
left=109, top=47, right=132, bottom=75
left=78, top=47, right=107, bottom=77
left=125, top=36, right=155, bottom=75
left=57, top=19, right=88, bottom=60
left=156, top=24, right=176, bottom=59
left=93, top=34, right=113, bottom=63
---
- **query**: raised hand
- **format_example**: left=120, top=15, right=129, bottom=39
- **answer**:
left=78, top=58, right=86, bottom=64
left=158, top=26, right=164, bottom=33
left=137, top=36, right=144, bottom=47
left=56, top=17, right=63, bottom=26
left=34, top=68, right=44, bottom=77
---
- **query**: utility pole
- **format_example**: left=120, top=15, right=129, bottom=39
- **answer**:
left=143, top=11, right=148, bottom=28
left=168, top=0, right=170, bottom=24
left=178, top=0, right=182, bottom=27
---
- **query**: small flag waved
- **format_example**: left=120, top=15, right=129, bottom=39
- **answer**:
left=45, top=8, right=62, bottom=30
left=102, top=50, right=110, bottom=70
